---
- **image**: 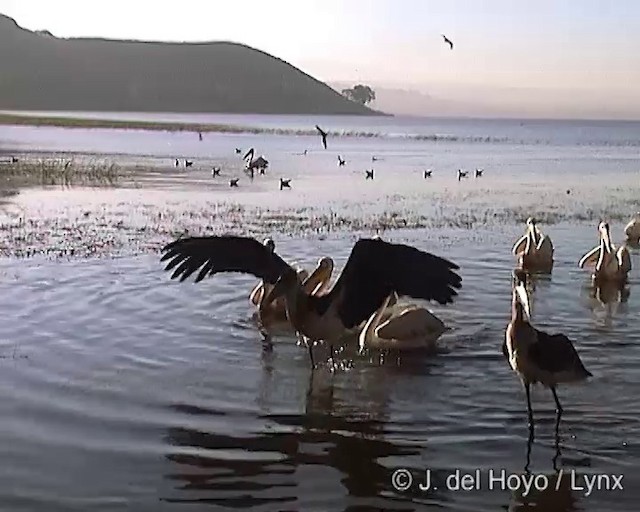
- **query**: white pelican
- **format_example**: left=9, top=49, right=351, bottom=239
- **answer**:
left=249, top=241, right=334, bottom=326
left=503, top=270, right=591, bottom=435
left=578, top=221, right=631, bottom=285
left=624, top=212, right=640, bottom=243
left=512, top=217, right=554, bottom=273
left=358, top=292, right=446, bottom=352
left=161, top=236, right=462, bottom=366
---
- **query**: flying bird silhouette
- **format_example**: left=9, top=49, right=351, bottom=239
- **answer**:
left=315, top=125, right=328, bottom=149
left=211, top=167, right=221, bottom=177
left=366, top=169, right=374, bottom=180
left=229, top=178, right=239, bottom=187
left=338, top=155, right=346, bottom=166
left=441, top=34, right=453, bottom=50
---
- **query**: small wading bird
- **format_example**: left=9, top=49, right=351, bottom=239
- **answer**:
left=457, top=170, right=468, bottom=181
left=175, top=159, right=179, bottom=167
left=280, top=178, right=291, bottom=190
left=211, top=167, right=221, bottom=177
left=503, top=270, right=592, bottom=435
left=358, top=291, right=446, bottom=353
left=185, top=159, right=193, bottom=168
left=512, top=217, right=554, bottom=273
left=441, top=34, right=454, bottom=50
left=160, top=236, right=462, bottom=366
left=315, top=125, right=328, bottom=149
left=624, top=212, right=640, bottom=243
left=475, top=168, right=483, bottom=178
left=424, top=170, right=432, bottom=178
left=338, top=155, right=346, bottom=166
left=229, top=178, right=239, bottom=187
left=579, top=221, right=631, bottom=285
left=366, top=169, right=374, bottom=180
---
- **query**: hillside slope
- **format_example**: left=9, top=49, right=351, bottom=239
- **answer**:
left=0, top=14, right=379, bottom=115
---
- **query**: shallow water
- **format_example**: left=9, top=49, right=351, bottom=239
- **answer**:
left=0, top=225, right=639, bottom=511
left=1, top=115, right=640, bottom=510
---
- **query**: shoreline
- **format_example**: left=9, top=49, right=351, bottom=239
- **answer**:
left=0, top=113, right=256, bottom=134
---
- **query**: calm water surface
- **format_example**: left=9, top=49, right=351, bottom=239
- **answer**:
left=0, top=226, right=639, bottom=511
left=1, top=114, right=640, bottom=511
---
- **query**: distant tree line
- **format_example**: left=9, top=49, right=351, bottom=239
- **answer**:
left=341, top=84, right=376, bottom=105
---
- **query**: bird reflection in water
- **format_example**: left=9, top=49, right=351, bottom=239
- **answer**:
left=583, top=280, right=631, bottom=325
left=160, top=361, right=450, bottom=509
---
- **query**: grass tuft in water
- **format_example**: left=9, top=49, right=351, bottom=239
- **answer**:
left=0, top=159, right=122, bottom=187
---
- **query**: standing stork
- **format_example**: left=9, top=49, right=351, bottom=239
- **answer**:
left=579, top=221, right=631, bottom=285
left=503, top=270, right=592, bottom=436
left=243, top=148, right=269, bottom=173
left=160, top=236, right=462, bottom=366
left=512, top=217, right=554, bottom=273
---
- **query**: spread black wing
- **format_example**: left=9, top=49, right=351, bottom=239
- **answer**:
left=310, top=238, right=462, bottom=328
left=529, top=330, right=592, bottom=377
left=160, top=236, right=292, bottom=284
left=315, top=125, right=328, bottom=149
left=243, top=148, right=254, bottom=161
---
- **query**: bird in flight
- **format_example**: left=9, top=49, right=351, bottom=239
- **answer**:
left=315, top=125, right=328, bottom=149
left=441, top=34, right=453, bottom=50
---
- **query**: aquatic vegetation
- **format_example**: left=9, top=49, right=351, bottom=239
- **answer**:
left=0, top=158, right=123, bottom=187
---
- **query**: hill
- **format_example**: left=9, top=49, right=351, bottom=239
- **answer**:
left=0, top=14, right=380, bottom=116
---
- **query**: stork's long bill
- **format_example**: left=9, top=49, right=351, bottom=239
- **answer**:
left=514, top=281, right=531, bottom=319
left=600, top=222, right=613, bottom=253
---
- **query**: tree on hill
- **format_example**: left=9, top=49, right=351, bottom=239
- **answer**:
left=341, top=84, right=376, bottom=105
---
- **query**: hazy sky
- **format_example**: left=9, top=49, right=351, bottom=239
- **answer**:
left=2, top=0, right=639, bottom=118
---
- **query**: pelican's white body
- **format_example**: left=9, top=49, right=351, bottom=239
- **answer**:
left=359, top=294, right=446, bottom=352
left=512, top=218, right=554, bottom=272
left=578, top=222, right=631, bottom=284
left=624, top=213, right=640, bottom=242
